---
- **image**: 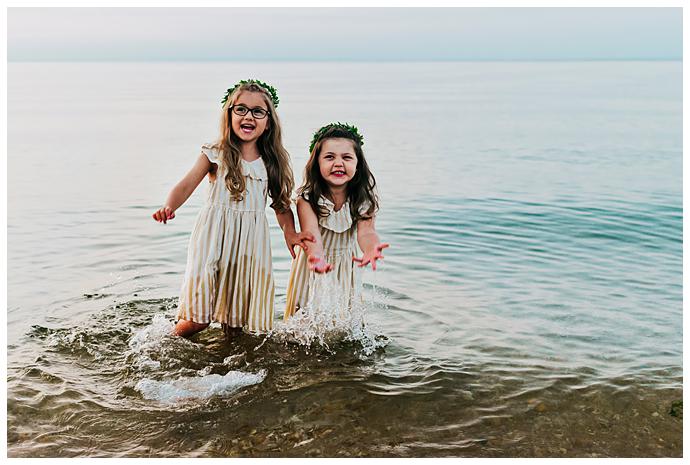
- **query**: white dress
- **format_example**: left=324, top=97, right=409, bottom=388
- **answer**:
left=284, top=196, right=362, bottom=319
left=176, top=144, right=274, bottom=332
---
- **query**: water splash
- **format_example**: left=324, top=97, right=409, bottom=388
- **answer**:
left=127, top=313, right=266, bottom=403
left=268, top=271, right=389, bottom=356
left=128, top=313, right=176, bottom=352
left=126, top=313, right=179, bottom=371
left=135, top=369, right=267, bottom=403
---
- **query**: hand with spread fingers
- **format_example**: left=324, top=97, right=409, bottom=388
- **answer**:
left=353, top=243, right=389, bottom=270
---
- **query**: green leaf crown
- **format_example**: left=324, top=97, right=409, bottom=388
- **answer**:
left=221, top=79, right=280, bottom=108
left=309, top=122, right=364, bottom=154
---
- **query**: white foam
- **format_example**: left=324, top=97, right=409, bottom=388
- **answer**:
left=270, top=271, right=388, bottom=355
left=127, top=313, right=175, bottom=353
left=126, top=313, right=201, bottom=373
left=223, top=352, right=247, bottom=367
left=135, top=369, right=267, bottom=403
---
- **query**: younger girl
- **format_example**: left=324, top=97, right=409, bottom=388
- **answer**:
left=153, top=80, right=312, bottom=337
left=284, top=123, right=389, bottom=319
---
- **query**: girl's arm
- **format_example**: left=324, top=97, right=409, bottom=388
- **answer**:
left=296, top=198, right=332, bottom=273
left=354, top=216, right=390, bottom=271
left=152, top=153, right=212, bottom=223
left=274, top=207, right=315, bottom=259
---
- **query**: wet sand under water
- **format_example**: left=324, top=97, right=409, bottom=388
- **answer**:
left=140, top=379, right=683, bottom=458
left=7, top=314, right=682, bottom=458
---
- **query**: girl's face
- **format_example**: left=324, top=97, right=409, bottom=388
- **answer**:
left=229, top=91, right=270, bottom=144
left=318, top=138, right=358, bottom=189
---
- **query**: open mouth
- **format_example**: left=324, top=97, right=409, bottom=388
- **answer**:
left=331, top=170, right=346, bottom=177
left=240, top=123, right=255, bottom=134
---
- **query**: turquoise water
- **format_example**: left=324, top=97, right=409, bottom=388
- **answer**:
left=7, top=61, right=682, bottom=457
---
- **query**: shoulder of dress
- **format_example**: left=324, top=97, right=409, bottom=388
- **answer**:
left=318, top=199, right=353, bottom=233
left=201, top=143, right=220, bottom=163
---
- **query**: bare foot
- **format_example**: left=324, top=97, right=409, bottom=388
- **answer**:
left=173, top=319, right=209, bottom=338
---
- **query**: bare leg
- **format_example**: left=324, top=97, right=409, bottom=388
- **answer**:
left=222, top=323, right=243, bottom=340
left=173, top=319, right=209, bottom=338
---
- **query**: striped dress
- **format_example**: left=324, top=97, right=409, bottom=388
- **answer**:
left=284, top=196, right=363, bottom=319
left=176, top=144, right=274, bottom=332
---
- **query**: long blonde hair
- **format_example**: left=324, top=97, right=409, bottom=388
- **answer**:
left=211, top=82, right=293, bottom=212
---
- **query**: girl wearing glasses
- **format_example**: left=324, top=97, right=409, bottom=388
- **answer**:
left=284, top=123, right=389, bottom=320
left=153, top=80, right=312, bottom=338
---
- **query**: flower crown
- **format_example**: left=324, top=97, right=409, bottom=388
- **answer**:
left=221, top=79, right=280, bottom=108
left=309, top=122, right=364, bottom=154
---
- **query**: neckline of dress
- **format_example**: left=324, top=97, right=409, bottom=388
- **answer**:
left=322, top=196, right=348, bottom=213
left=241, top=157, right=263, bottom=164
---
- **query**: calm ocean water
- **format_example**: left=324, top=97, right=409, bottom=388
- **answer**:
left=7, top=61, right=682, bottom=457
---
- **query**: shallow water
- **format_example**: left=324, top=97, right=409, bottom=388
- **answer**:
left=7, top=61, right=682, bottom=457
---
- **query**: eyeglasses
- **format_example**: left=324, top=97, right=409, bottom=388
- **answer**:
left=229, top=105, right=270, bottom=120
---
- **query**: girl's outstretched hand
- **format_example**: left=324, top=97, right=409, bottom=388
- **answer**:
left=353, top=243, right=390, bottom=271
left=152, top=206, right=175, bottom=224
left=284, top=231, right=315, bottom=259
left=308, top=255, right=333, bottom=274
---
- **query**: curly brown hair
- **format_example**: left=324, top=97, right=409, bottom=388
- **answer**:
left=298, top=125, right=378, bottom=224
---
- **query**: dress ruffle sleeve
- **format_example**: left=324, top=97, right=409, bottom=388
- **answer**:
left=358, top=200, right=374, bottom=218
left=201, top=144, right=220, bottom=164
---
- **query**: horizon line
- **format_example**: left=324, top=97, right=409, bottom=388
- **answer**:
left=8, top=58, right=683, bottom=63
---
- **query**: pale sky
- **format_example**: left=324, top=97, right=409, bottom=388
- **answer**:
left=7, top=7, right=682, bottom=61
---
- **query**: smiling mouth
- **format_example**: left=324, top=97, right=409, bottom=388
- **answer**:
left=331, top=170, right=346, bottom=176
left=240, top=124, right=255, bottom=133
